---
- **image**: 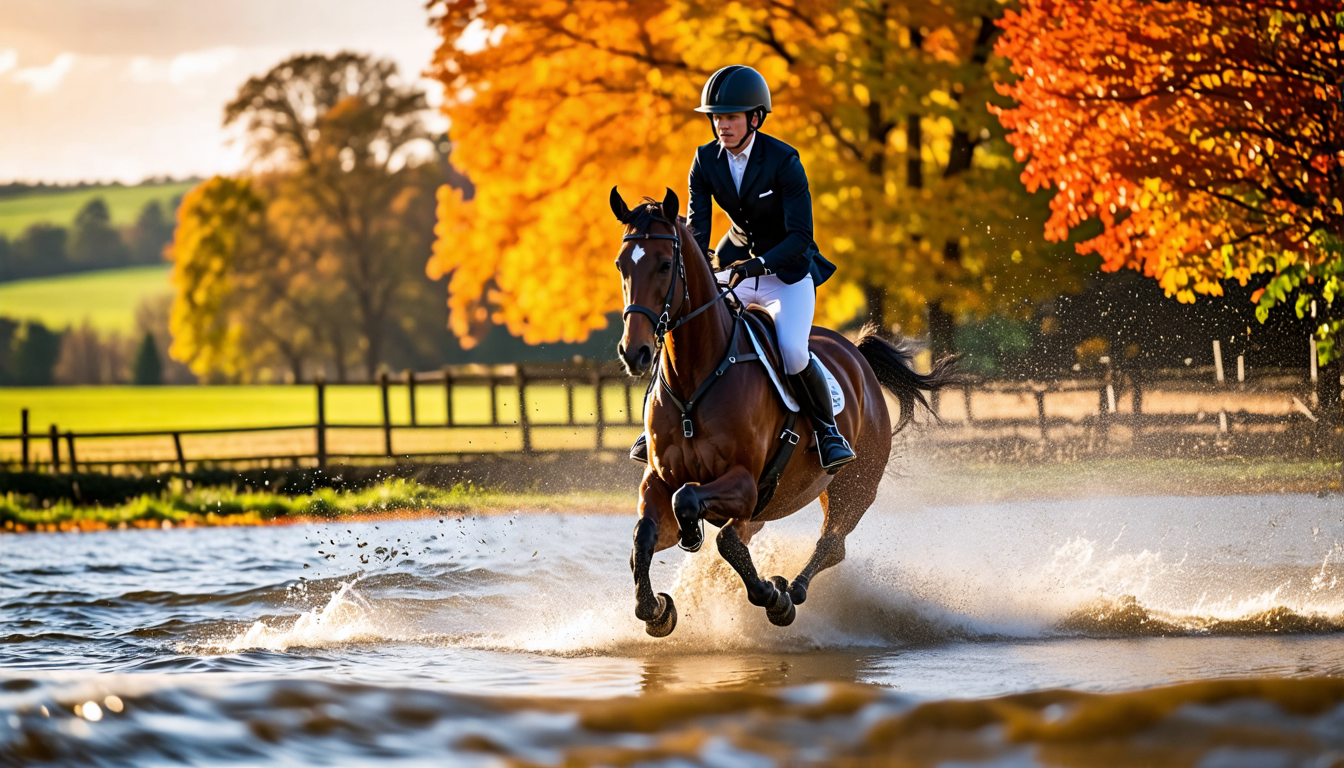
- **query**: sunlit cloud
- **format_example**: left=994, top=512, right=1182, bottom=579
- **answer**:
left=12, top=52, right=77, bottom=93
left=129, top=47, right=239, bottom=85
left=0, top=49, right=17, bottom=76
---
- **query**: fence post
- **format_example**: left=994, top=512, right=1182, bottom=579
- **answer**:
left=1213, top=339, right=1224, bottom=385
left=442, top=365, right=454, bottom=426
left=1098, top=358, right=1112, bottom=446
left=405, top=369, right=417, bottom=426
left=379, top=370, right=393, bottom=457
left=65, top=431, right=77, bottom=472
left=1237, top=355, right=1245, bottom=384
left=489, top=373, right=500, bottom=425
left=516, top=367, right=532, bottom=454
left=172, top=432, right=186, bottom=473
left=566, top=375, right=576, bottom=426
left=48, top=424, right=60, bottom=473
left=20, top=408, right=29, bottom=472
left=315, top=375, right=327, bottom=469
left=593, top=372, right=606, bottom=450
left=1035, top=390, right=1048, bottom=441
left=962, top=385, right=974, bottom=424
left=625, top=380, right=635, bottom=424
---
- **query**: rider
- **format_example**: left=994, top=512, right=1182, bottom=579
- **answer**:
left=630, top=64, right=856, bottom=473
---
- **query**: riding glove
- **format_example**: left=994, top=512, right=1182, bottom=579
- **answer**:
left=724, top=257, right=766, bottom=288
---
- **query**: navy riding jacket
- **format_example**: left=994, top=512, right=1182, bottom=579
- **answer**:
left=686, top=132, right=836, bottom=287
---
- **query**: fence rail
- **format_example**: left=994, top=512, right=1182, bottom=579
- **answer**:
left=2, top=358, right=1340, bottom=474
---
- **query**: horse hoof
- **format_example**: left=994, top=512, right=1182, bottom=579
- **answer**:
left=767, top=576, right=796, bottom=627
left=788, top=579, right=808, bottom=605
left=678, top=519, right=704, bottom=553
left=645, top=592, right=677, bottom=638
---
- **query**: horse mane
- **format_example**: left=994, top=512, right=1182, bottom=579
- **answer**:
left=623, top=198, right=714, bottom=272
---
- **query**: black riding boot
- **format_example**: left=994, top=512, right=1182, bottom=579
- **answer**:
left=630, top=433, right=649, bottom=464
left=789, top=357, right=856, bottom=473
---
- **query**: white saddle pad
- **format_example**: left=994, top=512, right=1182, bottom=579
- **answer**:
left=742, top=321, right=845, bottom=415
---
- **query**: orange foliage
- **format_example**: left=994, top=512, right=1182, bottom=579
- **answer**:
left=427, top=0, right=1082, bottom=347
left=993, top=0, right=1344, bottom=305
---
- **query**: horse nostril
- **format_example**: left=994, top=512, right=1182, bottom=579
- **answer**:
left=637, top=346, right=653, bottom=370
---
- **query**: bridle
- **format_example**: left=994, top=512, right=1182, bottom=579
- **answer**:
left=620, top=213, right=735, bottom=347
left=618, top=209, right=752, bottom=439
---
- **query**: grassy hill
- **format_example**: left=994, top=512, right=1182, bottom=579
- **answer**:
left=0, top=181, right=197, bottom=238
left=0, top=265, right=173, bottom=334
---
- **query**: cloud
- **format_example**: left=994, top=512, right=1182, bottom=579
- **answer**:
left=128, top=47, right=239, bottom=85
left=0, top=50, right=16, bottom=75
left=12, top=52, right=76, bottom=93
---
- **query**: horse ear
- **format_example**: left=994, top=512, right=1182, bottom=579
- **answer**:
left=610, top=187, right=631, bottom=222
left=662, top=187, right=680, bottom=221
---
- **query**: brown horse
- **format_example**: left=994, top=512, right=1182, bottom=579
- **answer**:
left=612, top=187, right=955, bottom=636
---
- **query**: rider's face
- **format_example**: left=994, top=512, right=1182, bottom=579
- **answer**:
left=713, top=112, right=756, bottom=149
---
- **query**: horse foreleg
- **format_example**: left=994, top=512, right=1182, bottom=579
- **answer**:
left=632, top=471, right=680, bottom=637
left=717, top=522, right=797, bottom=627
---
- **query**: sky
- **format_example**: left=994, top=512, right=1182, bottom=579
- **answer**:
left=0, top=0, right=452, bottom=184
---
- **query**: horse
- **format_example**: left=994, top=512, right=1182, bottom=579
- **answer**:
left=611, top=187, right=956, bottom=636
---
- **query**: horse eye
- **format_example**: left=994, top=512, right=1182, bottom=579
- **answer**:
left=659, top=261, right=672, bottom=273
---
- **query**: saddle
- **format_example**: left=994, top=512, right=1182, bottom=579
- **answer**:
left=739, top=305, right=844, bottom=416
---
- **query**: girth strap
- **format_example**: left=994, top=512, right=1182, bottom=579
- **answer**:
left=657, top=314, right=757, bottom=437
left=752, top=410, right=800, bottom=518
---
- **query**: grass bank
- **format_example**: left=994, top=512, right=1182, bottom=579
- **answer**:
left=0, top=478, right=634, bottom=533
left=0, top=265, right=173, bottom=334
left=0, top=182, right=196, bottom=237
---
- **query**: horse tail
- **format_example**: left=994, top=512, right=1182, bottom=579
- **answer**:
left=854, top=322, right=959, bottom=433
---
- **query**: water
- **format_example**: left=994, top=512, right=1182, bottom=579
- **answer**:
left=4, top=490, right=1344, bottom=765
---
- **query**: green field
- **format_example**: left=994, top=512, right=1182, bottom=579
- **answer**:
left=0, top=182, right=198, bottom=238
left=0, top=383, right=641, bottom=433
left=0, top=264, right=173, bottom=333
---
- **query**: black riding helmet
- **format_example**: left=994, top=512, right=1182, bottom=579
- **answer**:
left=696, top=65, right=771, bottom=148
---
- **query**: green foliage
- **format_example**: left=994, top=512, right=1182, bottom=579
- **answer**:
left=10, top=321, right=62, bottom=386
left=0, top=478, right=496, bottom=528
left=954, top=315, right=1033, bottom=376
left=132, top=331, right=163, bottom=385
left=129, top=200, right=175, bottom=264
left=1253, top=230, right=1344, bottom=364
left=69, top=198, right=131, bottom=269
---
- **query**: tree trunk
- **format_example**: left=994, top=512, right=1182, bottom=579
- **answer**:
left=864, top=281, right=886, bottom=330
left=927, top=301, right=955, bottom=360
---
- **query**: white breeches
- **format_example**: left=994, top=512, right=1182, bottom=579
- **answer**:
left=715, top=271, right=815, bottom=375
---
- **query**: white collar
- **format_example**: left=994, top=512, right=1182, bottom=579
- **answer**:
left=718, top=131, right=756, bottom=161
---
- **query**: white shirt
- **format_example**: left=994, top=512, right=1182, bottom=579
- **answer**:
left=721, top=132, right=755, bottom=193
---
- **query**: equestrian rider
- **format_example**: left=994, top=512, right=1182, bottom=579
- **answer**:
left=630, top=64, right=857, bottom=473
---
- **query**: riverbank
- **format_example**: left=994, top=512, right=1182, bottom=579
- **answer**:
left=2, top=455, right=1338, bottom=533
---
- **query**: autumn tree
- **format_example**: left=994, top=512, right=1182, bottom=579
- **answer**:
left=994, top=0, right=1344, bottom=360
left=170, top=53, right=447, bottom=381
left=223, top=52, right=438, bottom=378
left=426, top=0, right=1083, bottom=351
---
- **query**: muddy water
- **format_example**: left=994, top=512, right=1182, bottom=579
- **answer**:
left=4, top=490, right=1344, bottom=765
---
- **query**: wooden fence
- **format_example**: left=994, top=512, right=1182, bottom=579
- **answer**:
left=1, top=363, right=650, bottom=473
left=2, top=355, right=1340, bottom=474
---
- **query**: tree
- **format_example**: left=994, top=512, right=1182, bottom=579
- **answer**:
left=223, top=52, right=436, bottom=378
left=69, top=198, right=131, bottom=269
left=425, top=0, right=1083, bottom=349
left=994, top=0, right=1344, bottom=360
left=11, top=224, right=69, bottom=280
left=133, top=331, right=164, bottom=385
left=11, top=321, right=63, bottom=386
left=129, top=200, right=175, bottom=264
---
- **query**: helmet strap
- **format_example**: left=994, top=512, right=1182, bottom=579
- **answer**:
left=709, top=108, right=766, bottom=153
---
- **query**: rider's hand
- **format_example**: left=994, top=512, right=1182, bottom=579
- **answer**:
left=724, top=257, right=765, bottom=288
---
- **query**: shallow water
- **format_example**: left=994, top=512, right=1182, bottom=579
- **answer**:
left=4, top=490, right=1344, bottom=765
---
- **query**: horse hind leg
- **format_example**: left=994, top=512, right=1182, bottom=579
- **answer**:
left=718, top=522, right=796, bottom=626
left=789, top=475, right=875, bottom=605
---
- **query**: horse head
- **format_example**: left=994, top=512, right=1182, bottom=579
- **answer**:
left=612, top=186, right=683, bottom=377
